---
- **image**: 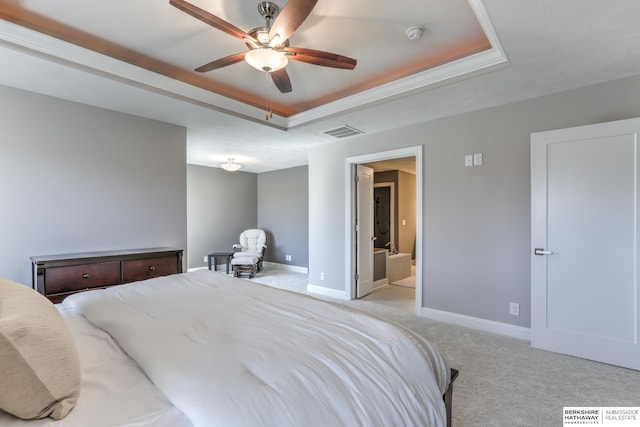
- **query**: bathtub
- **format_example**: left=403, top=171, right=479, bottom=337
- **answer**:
left=373, top=249, right=387, bottom=283
left=387, top=252, right=412, bottom=283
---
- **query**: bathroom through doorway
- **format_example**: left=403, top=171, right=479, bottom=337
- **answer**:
left=345, top=146, right=422, bottom=314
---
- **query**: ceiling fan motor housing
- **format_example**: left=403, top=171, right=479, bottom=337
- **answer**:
left=246, top=27, right=290, bottom=48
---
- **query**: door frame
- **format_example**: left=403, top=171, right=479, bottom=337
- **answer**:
left=345, top=146, right=423, bottom=314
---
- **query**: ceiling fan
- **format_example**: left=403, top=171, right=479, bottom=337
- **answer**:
left=169, top=0, right=357, bottom=94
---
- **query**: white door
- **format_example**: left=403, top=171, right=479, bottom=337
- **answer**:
left=531, top=118, right=640, bottom=370
left=356, top=164, right=374, bottom=298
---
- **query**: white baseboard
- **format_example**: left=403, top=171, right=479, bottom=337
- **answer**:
left=420, top=307, right=531, bottom=341
left=190, top=262, right=307, bottom=274
left=263, top=261, right=308, bottom=274
left=307, top=284, right=349, bottom=300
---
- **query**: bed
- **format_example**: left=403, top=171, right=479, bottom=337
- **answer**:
left=0, top=269, right=454, bottom=426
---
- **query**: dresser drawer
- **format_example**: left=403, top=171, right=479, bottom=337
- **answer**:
left=44, top=262, right=121, bottom=295
left=32, top=248, right=183, bottom=300
left=122, top=256, right=178, bottom=283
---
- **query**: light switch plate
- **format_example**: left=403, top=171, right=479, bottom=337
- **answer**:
left=464, top=155, right=473, bottom=167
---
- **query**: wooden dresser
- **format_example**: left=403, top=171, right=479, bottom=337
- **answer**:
left=31, top=247, right=184, bottom=303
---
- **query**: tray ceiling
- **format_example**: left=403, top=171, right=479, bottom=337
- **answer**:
left=0, top=0, right=504, bottom=126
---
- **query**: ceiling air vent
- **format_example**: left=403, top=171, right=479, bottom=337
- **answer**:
left=323, top=125, right=364, bottom=139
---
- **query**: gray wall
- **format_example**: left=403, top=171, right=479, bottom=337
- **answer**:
left=397, top=171, right=416, bottom=258
left=258, top=165, right=309, bottom=268
left=0, top=85, right=187, bottom=286
left=187, top=164, right=257, bottom=269
left=308, top=74, right=640, bottom=328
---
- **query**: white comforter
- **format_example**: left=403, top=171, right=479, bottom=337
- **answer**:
left=66, top=269, right=449, bottom=427
left=0, top=305, right=191, bottom=427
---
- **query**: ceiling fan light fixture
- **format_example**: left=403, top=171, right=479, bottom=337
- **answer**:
left=221, top=158, right=242, bottom=172
left=245, top=48, right=288, bottom=72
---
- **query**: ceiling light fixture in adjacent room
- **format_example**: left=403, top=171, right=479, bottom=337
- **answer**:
left=221, top=158, right=242, bottom=172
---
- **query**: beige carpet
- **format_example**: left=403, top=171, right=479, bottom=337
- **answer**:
left=248, top=266, right=640, bottom=426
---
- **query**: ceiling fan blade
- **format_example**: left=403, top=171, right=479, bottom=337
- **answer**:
left=269, top=0, right=318, bottom=44
left=195, top=52, right=246, bottom=73
left=271, top=69, right=292, bottom=93
left=169, top=0, right=255, bottom=42
left=285, top=47, right=356, bottom=70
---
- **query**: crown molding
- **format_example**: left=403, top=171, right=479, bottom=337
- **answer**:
left=0, top=0, right=506, bottom=130
left=0, top=19, right=289, bottom=129
left=286, top=0, right=508, bottom=128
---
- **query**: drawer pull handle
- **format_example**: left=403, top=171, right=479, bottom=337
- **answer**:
left=148, top=266, right=156, bottom=271
left=82, top=273, right=90, bottom=279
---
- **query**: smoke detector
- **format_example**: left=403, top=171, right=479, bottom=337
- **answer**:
left=406, top=25, right=425, bottom=41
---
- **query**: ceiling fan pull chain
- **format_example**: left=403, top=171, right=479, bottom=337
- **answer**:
left=265, top=71, right=273, bottom=120
left=265, top=71, right=269, bottom=120
left=269, top=80, right=273, bottom=119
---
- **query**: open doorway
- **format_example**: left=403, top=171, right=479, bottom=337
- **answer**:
left=345, top=146, right=423, bottom=314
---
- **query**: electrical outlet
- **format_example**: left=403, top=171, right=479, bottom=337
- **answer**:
left=509, top=302, right=519, bottom=316
left=320, top=272, right=325, bottom=281
left=203, top=256, right=208, bottom=263
left=285, top=254, right=292, bottom=262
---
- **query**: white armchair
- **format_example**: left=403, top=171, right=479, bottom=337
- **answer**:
left=232, top=229, right=267, bottom=275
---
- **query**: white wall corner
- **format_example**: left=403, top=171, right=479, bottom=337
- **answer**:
left=420, top=307, right=531, bottom=341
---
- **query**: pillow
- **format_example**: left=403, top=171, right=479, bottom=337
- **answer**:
left=0, top=278, right=81, bottom=420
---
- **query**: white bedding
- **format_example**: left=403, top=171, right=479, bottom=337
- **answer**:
left=0, top=305, right=191, bottom=427
left=64, top=269, right=449, bottom=427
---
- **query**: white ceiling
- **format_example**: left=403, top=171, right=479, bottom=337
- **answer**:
left=1, top=0, right=640, bottom=173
